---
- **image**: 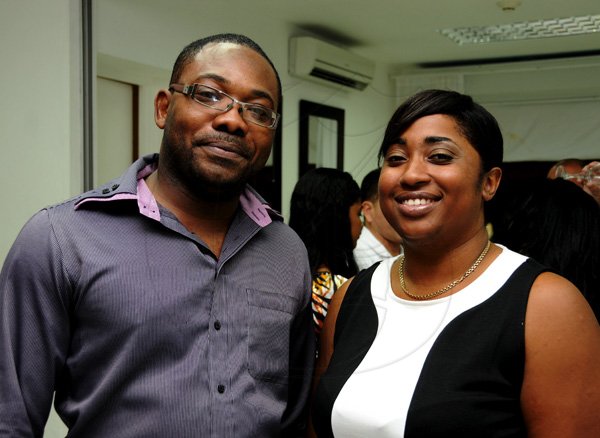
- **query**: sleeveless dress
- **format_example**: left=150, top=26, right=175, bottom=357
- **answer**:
left=312, top=246, right=547, bottom=437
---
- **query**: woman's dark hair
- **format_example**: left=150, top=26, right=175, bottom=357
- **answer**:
left=378, top=89, right=503, bottom=174
left=493, top=178, right=600, bottom=320
left=289, top=168, right=360, bottom=278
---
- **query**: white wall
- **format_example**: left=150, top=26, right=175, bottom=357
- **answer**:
left=96, top=53, right=168, bottom=160
left=393, top=56, right=600, bottom=162
left=96, top=77, right=135, bottom=183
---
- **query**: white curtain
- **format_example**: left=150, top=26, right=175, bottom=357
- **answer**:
left=484, top=99, right=600, bottom=162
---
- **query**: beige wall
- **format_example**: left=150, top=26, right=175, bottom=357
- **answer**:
left=0, top=0, right=83, bottom=261
left=1, top=2, right=81, bottom=435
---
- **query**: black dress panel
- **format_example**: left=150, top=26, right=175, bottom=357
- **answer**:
left=312, top=258, right=547, bottom=437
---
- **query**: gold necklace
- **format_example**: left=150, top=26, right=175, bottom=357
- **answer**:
left=398, top=240, right=491, bottom=300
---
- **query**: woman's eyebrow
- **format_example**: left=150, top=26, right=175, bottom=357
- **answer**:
left=424, top=135, right=454, bottom=144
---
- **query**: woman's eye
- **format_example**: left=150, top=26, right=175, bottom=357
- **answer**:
left=385, top=154, right=406, bottom=166
left=429, top=153, right=453, bottom=163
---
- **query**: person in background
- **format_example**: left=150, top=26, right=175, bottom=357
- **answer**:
left=288, top=168, right=361, bottom=334
left=581, top=160, right=600, bottom=205
left=353, top=168, right=403, bottom=270
left=310, top=89, right=600, bottom=437
left=546, top=157, right=586, bottom=185
left=548, top=157, right=600, bottom=205
left=493, top=177, right=600, bottom=321
left=0, top=34, right=314, bottom=437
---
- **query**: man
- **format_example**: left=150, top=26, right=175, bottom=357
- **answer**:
left=353, top=168, right=403, bottom=270
left=0, top=34, right=314, bottom=437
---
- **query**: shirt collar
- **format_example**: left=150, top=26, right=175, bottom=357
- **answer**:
left=74, top=154, right=281, bottom=227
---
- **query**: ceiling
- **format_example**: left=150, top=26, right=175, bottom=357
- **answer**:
left=161, top=0, right=600, bottom=69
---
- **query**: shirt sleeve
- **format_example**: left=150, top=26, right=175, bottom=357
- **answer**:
left=280, top=262, right=315, bottom=437
left=0, top=209, right=71, bottom=436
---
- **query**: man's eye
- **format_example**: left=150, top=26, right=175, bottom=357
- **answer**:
left=195, top=90, right=221, bottom=103
left=246, top=105, right=271, bottom=121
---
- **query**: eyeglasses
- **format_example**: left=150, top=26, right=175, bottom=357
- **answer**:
left=169, top=83, right=280, bottom=129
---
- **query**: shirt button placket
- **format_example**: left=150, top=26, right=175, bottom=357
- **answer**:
left=209, top=273, right=231, bottom=436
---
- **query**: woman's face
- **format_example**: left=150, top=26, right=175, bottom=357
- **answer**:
left=379, top=114, right=500, bottom=246
left=348, top=200, right=363, bottom=249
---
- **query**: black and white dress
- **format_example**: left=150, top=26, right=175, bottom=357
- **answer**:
left=312, top=246, right=547, bottom=437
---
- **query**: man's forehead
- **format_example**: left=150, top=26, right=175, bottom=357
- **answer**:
left=189, top=42, right=269, bottom=73
left=196, top=41, right=244, bottom=54
left=181, top=42, right=278, bottom=98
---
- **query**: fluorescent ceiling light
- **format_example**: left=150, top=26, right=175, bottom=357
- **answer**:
left=439, top=14, right=600, bottom=44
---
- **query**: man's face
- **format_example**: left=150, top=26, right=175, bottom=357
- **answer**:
left=155, top=42, right=279, bottom=200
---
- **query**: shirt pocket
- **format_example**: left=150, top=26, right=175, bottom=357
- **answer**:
left=246, top=288, right=298, bottom=383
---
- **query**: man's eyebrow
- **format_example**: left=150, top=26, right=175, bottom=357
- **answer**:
left=195, top=73, right=228, bottom=84
left=249, top=89, right=276, bottom=108
left=193, top=73, right=276, bottom=107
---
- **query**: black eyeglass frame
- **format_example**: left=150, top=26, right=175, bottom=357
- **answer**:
left=169, top=83, right=280, bottom=129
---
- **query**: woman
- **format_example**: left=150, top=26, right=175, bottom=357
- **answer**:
left=310, top=90, right=600, bottom=437
left=289, top=167, right=362, bottom=333
left=493, top=177, right=600, bottom=321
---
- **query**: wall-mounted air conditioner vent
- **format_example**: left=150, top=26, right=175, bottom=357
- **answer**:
left=289, top=36, right=375, bottom=91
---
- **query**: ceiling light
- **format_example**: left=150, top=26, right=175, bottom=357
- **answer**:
left=439, top=14, right=600, bottom=45
left=496, top=0, right=522, bottom=12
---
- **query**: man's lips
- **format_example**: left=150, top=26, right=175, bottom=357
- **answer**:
left=193, top=137, right=251, bottom=160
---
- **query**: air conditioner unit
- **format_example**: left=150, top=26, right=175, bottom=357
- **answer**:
left=289, top=36, right=375, bottom=91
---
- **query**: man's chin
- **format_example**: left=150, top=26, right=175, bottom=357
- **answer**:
left=196, top=182, right=245, bottom=202
left=188, top=171, right=249, bottom=202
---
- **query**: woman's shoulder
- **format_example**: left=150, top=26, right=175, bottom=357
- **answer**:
left=525, top=270, right=600, bottom=373
left=521, top=271, right=600, bottom=435
left=528, top=271, right=591, bottom=316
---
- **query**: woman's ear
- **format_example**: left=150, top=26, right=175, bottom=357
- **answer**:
left=154, top=89, right=171, bottom=129
left=482, top=167, right=502, bottom=201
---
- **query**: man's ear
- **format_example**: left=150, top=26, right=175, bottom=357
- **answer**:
left=361, top=200, right=374, bottom=225
left=154, top=89, right=171, bottom=129
left=482, top=167, right=502, bottom=201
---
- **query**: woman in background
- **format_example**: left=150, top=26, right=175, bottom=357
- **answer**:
left=493, top=177, right=600, bottom=321
left=310, top=89, right=600, bottom=437
left=289, top=168, right=362, bottom=333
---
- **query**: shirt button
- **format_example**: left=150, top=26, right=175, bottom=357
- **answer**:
left=214, top=320, right=221, bottom=330
left=217, top=384, right=225, bottom=394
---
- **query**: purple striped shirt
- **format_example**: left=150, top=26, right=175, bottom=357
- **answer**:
left=0, top=154, right=314, bottom=437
